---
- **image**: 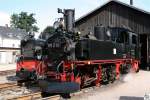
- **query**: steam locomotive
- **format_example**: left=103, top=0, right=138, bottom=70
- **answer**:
left=16, top=9, right=140, bottom=94
left=16, top=35, right=45, bottom=83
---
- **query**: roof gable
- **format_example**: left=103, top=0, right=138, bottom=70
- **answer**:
left=75, top=0, right=150, bottom=25
left=0, top=26, right=27, bottom=40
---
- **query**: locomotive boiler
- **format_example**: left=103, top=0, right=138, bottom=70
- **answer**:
left=37, top=9, right=140, bottom=94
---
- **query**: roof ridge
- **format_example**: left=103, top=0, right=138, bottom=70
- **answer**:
left=75, top=0, right=150, bottom=24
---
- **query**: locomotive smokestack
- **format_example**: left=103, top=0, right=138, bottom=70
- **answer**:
left=64, top=9, right=75, bottom=33
left=130, top=0, right=133, bottom=5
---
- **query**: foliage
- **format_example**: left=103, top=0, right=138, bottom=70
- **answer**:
left=42, top=26, right=55, bottom=34
left=40, top=26, right=55, bottom=39
left=10, top=12, right=39, bottom=33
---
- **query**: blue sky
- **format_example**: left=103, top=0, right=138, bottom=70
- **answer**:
left=0, top=0, right=150, bottom=32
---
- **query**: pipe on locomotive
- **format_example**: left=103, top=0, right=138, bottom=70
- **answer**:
left=58, top=8, right=75, bottom=33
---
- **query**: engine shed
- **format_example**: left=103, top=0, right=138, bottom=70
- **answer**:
left=75, top=0, right=150, bottom=70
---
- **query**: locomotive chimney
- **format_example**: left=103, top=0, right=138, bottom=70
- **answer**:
left=130, top=0, right=133, bottom=5
left=63, top=9, right=75, bottom=33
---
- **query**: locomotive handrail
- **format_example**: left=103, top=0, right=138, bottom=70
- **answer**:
left=57, top=61, right=64, bottom=73
left=73, top=58, right=137, bottom=66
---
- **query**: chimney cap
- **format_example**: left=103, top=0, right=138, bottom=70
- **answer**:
left=130, top=0, right=133, bottom=5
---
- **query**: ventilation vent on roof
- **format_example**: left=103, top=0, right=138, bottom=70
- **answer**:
left=130, top=0, right=133, bottom=5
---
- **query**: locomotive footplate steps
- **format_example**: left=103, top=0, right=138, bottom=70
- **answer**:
left=38, top=80, right=80, bottom=93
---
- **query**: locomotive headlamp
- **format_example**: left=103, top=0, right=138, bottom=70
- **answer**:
left=77, top=31, right=81, bottom=35
left=88, top=61, right=91, bottom=65
left=37, top=55, right=42, bottom=60
left=75, top=31, right=81, bottom=40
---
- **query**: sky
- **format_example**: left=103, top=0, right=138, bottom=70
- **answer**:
left=0, top=0, right=150, bottom=33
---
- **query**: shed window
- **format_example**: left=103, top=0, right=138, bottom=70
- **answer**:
left=132, top=35, right=137, bottom=44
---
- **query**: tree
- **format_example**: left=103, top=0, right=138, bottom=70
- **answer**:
left=10, top=12, right=39, bottom=33
left=42, top=26, right=55, bottom=34
left=40, top=26, right=55, bottom=39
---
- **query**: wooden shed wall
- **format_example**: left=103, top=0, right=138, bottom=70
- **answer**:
left=75, top=3, right=150, bottom=35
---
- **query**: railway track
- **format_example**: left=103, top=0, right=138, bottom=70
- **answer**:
left=0, top=81, right=118, bottom=100
left=0, top=82, right=60, bottom=100
left=0, top=69, right=16, bottom=76
left=0, top=82, right=95, bottom=100
left=8, top=92, right=61, bottom=100
left=9, top=87, right=91, bottom=100
left=0, top=82, right=98, bottom=100
left=0, top=82, right=40, bottom=100
left=0, top=83, right=19, bottom=89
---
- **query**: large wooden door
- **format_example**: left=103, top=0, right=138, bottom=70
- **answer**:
left=140, top=34, right=149, bottom=70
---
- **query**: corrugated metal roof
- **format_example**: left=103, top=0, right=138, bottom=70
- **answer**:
left=0, top=26, right=27, bottom=40
left=75, top=0, right=150, bottom=24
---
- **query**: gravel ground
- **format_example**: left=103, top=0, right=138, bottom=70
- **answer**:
left=0, top=75, right=15, bottom=84
left=0, top=64, right=16, bottom=84
left=71, top=70, right=150, bottom=100
left=0, top=69, right=149, bottom=100
left=0, top=64, right=16, bottom=71
left=0, top=86, right=39, bottom=100
left=0, top=73, right=40, bottom=100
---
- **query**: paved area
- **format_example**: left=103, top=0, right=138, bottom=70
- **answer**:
left=71, top=71, right=150, bottom=100
left=0, top=64, right=16, bottom=84
left=0, top=64, right=16, bottom=71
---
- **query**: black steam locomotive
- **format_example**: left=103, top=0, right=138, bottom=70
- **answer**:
left=16, top=8, right=140, bottom=95
left=38, top=9, right=139, bottom=94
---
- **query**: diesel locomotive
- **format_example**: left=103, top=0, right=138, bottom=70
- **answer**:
left=16, top=8, right=140, bottom=94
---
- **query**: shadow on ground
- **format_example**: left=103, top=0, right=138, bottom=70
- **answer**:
left=119, top=96, right=144, bottom=100
left=6, top=75, right=19, bottom=82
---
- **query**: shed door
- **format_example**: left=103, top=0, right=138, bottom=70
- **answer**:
left=140, top=34, right=149, bottom=69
